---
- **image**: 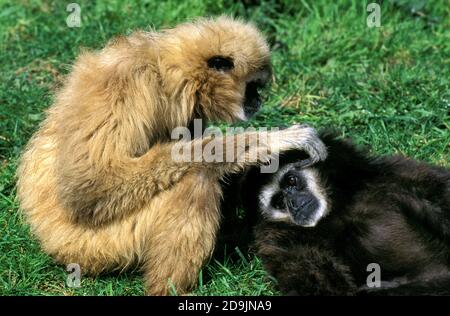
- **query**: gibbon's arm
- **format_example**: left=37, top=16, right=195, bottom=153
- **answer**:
left=58, top=125, right=326, bottom=226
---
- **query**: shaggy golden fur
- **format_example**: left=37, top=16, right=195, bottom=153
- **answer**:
left=16, top=16, right=327, bottom=295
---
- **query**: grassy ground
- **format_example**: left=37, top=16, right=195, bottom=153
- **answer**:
left=0, top=0, right=448, bottom=295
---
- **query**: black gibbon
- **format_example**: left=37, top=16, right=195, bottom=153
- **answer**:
left=222, top=131, right=450, bottom=295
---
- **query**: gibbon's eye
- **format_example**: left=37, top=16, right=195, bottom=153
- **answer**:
left=207, top=56, right=234, bottom=71
left=287, top=175, right=297, bottom=187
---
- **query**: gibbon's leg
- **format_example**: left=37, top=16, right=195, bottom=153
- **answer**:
left=65, top=125, right=327, bottom=226
left=258, top=244, right=356, bottom=296
left=253, top=223, right=356, bottom=295
left=141, top=170, right=222, bottom=295
left=257, top=244, right=357, bottom=296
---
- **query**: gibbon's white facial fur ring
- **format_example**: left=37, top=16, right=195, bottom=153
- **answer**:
left=258, top=163, right=330, bottom=227
left=259, top=164, right=293, bottom=222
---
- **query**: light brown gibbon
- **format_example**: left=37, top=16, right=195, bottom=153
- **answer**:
left=16, top=16, right=327, bottom=295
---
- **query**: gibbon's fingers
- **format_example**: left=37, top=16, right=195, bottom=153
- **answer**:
left=267, top=125, right=328, bottom=162
left=291, top=125, right=328, bottom=162
left=184, top=127, right=328, bottom=175
left=293, top=158, right=315, bottom=170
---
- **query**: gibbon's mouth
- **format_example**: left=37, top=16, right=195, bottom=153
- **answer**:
left=243, top=81, right=264, bottom=118
left=242, top=67, right=271, bottom=119
left=286, top=195, right=320, bottom=227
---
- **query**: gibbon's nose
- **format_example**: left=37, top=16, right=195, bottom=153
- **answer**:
left=286, top=192, right=311, bottom=208
left=286, top=193, right=319, bottom=220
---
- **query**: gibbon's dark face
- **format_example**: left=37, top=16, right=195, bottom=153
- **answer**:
left=239, top=63, right=271, bottom=118
left=161, top=17, right=272, bottom=123
left=206, top=55, right=271, bottom=119
left=258, top=164, right=329, bottom=227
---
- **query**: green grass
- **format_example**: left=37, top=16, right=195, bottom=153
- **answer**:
left=0, top=0, right=449, bottom=295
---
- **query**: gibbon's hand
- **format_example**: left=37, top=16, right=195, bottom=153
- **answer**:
left=294, top=158, right=317, bottom=170
left=284, top=124, right=328, bottom=168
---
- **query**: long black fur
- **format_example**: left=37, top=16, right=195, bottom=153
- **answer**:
left=221, top=131, right=450, bottom=295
